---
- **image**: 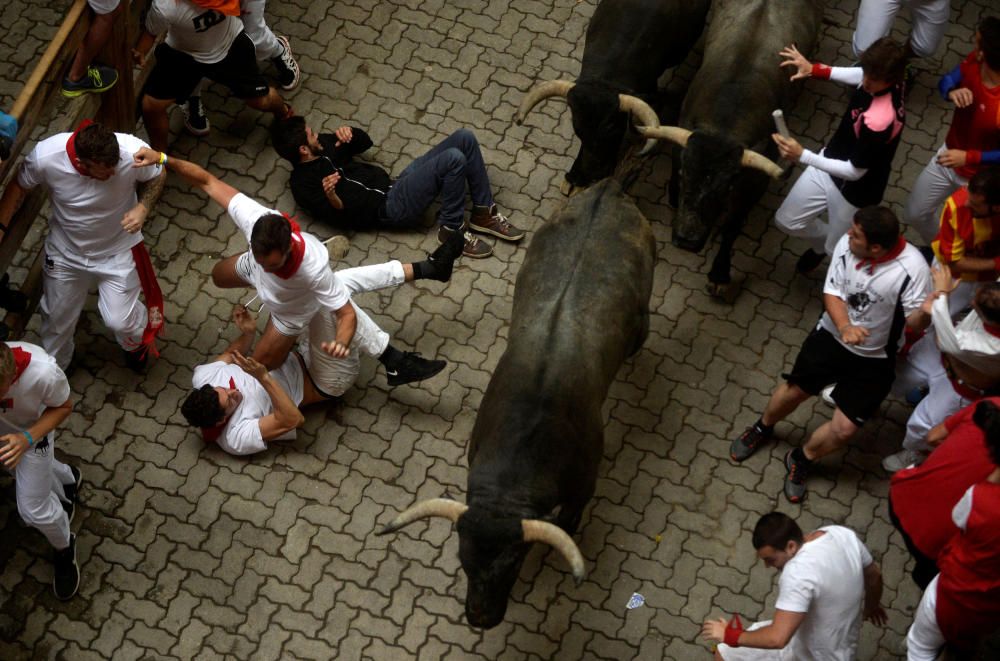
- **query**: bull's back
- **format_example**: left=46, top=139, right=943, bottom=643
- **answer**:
left=580, top=0, right=710, bottom=88
left=681, top=0, right=822, bottom=141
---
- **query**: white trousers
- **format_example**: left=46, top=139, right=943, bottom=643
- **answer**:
left=302, top=261, right=405, bottom=397
left=40, top=244, right=148, bottom=370
left=894, top=330, right=972, bottom=451
left=775, top=165, right=859, bottom=255
left=12, top=435, right=74, bottom=550
left=903, top=144, right=967, bottom=244
left=907, top=575, right=945, bottom=660
left=852, top=0, right=951, bottom=59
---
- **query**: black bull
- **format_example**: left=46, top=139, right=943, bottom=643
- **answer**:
left=516, top=0, right=710, bottom=190
left=378, top=179, right=656, bottom=629
left=643, top=0, right=823, bottom=292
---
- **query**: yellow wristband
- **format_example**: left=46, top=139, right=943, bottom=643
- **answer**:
left=158, top=152, right=168, bottom=166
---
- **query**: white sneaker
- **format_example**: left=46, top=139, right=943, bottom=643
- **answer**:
left=882, top=449, right=923, bottom=474
left=820, top=384, right=835, bottom=407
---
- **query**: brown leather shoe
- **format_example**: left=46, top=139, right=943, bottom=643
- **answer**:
left=438, top=223, right=492, bottom=259
left=469, top=204, right=525, bottom=241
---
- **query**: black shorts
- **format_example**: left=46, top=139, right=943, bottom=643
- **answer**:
left=784, top=327, right=894, bottom=426
left=144, top=31, right=269, bottom=102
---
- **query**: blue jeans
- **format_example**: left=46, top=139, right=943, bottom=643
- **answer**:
left=383, top=129, right=494, bottom=231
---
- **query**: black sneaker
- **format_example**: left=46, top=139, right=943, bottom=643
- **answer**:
left=124, top=347, right=148, bottom=373
left=53, top=534, right=80, bottom=601
left=784, top=450, right=810, bottom=503
left=183, top=97, right=211, bottom=137
left=384, top=352, right=447, bottom=387
left=730, top=424, right=771, bottom=462
left=272, top=36, right=301, bottom=91
left=63, top=465, right=82, bottom=503
left=425, top=229, right=465, bottom=282
left=795, top=249, right=825, bottom=275
left=62, top=65, right=118, bottom=98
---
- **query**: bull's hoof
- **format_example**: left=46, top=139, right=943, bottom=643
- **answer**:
left=560, top=179, right=574, bottom=196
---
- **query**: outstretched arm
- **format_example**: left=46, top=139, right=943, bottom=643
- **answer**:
left=212, top=305, right=258, bottom=364
left=134, top=147, right=240, bottom=210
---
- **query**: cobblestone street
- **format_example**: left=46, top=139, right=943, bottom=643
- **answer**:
left=0, top=0, right=994, bottom=658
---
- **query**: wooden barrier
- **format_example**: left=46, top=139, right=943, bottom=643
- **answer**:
left=1, top=0, right=153, bottom=339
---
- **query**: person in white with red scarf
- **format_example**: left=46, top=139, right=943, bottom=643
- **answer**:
left=0, top=341, right=81, bottom=600
left=0, top=121, right=166, bottom=372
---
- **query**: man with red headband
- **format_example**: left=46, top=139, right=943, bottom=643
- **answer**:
left=729, top=206, right=931, bottom=502
left=134, top=146, right=456, bottom=386
left=133, top=0, right=292, bottom=151
left=0, top=122, right=166, bottom=372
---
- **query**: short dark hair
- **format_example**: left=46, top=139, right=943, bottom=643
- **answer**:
left=979, top=16, right=1000, bottom=70
left=181, top=385, right=225, bottom=428
left=859, top=37, right=908, bottom=86
left=854, top=205, right=900, bottom=250
left=973, top=400, right=1000, bottom=467
left=250, top=213, right=292, bottom=258
left=976, top=283, right=1000, bottom=325
left=752, top=512, right=804, bottom=550
left=75, top=123, right=119, bottom=167
left=271, top=116, right=308, bottom=164
left=968, top=165, right=1000, bottom=207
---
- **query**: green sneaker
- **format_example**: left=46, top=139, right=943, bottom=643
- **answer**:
left=62, top=65, right=119, bottom=98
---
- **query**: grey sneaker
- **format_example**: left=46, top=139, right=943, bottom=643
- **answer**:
left=882, top=449, right=924, bottom=474
left=730, top=424, right=771, bottom=462
left=784, top=450, right=810, bottom=504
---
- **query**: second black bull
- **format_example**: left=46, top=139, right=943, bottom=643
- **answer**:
left=378, top=179, right=656, bottom=629
left=642, top=0, right=824, bottom=294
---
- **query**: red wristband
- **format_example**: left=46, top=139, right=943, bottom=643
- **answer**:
left=967, top=150, right=982, bottom=167
left=724, top=627, right=742, bottom=647
left=811, top=63, right=832, bottom=79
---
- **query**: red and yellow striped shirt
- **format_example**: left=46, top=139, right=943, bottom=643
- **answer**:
left=932, top=187, right=1000, bottom=281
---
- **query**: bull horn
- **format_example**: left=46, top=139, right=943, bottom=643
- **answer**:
left=619, top=94, right=660, bottom=155
left=636, top=125, right=692, bottom=148
left=740, top=149, right=784, bottom=179
left=521, top=520, right=586, bottom=584
left=377, top=498, right=468, bottom=535
left=516, top=80, right=575, bottom=125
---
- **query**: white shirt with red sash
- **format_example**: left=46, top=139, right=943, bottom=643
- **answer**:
left=191, top=357, right=303, bottom=456
left=0, top=342, right=71, bottom=432
left=228, top=194, right=351, bottom=336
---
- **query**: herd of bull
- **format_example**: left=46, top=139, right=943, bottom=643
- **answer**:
left=378, top=0, right=827, bottom=629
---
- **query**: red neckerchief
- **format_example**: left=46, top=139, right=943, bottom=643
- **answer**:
left=10, top=347, right=31, bottom=384
left=201, top=377, right=237, bottom=443
left=983, top=322, right=1000, bottom=339
left=189, top=0, right=241, bottom=16
left=65, top=119, right=96, bottom=177
left=856, top=236, right=907, bottom=274
left=271, top=215, right=305, bottom=280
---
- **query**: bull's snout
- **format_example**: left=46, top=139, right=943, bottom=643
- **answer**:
left=466, top=602, right=507, bottom=630
left=671, top=230, right=708, bottom=253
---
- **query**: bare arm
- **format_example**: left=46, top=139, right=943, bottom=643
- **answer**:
left=134, top=147, right=240, bottom=210
left=947, top=255, right=1000, bottom=276
left=0, top=397, right=73, bottom=469
left=122, top=169, right=166, bottom=234
left=321, top=303, right=356, bottom=358
left=862, top=562, right=887, bottom=625
left=0, top=177, right=28, bottom=245
left=212, top=305, right=257, bottom=364
left=231, top=351, right=304, bottom=440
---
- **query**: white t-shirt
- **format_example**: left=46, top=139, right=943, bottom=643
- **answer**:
left=19, top=132, right=162, bottom=259
left=820, top=234, right=931, bottom=357
left=146, top=0, right=243, bottom=64
left=228, top=194, right=351, bottom=336
left=774, top=525, right=873, bottom=661
left=191, top=357, right=303, bottom=456
left=0, top=342, right=71, bottom=433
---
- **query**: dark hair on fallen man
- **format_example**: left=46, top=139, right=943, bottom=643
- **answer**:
left=752, top=512, right=804, bottom=550
left=271, top=116, right=308, bottom=164
left=181, top=384, right=226, bottom=428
